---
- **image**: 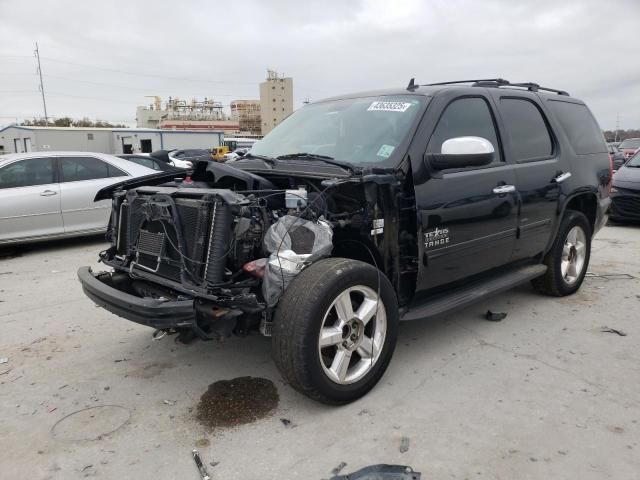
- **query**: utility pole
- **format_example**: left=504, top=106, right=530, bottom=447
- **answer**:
left=34, top=42, right=49, bottom=125
left=614, top=112, right=620, bottom=143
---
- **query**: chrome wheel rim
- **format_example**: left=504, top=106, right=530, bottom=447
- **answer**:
left=317, top=285, right=386, bottom=385
left=561, top=226, right=587, bottom=285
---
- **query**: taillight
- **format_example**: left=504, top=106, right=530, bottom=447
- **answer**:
left=243, top=258, right=267, bottom=278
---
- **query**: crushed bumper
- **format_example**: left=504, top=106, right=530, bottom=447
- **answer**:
left=77, top=266, right=194, bottom=329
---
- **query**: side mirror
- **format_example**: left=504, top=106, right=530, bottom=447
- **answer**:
left=427, top=136, right=495, bottom=170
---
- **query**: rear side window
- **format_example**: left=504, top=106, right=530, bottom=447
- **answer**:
left=548, top=101, right=606, bottom=155
left=427, top=97, right=502, bottom=163
left=0, top=157, right=55, bottom=189
left=61, top=156, right=127, bottom=182
left=499, top=98, right=553, bottom=161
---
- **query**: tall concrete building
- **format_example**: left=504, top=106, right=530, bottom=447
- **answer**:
left=259, top=70, right=293, bottom=135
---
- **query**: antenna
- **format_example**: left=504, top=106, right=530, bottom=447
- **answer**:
left=34, top=42, right=49, bottom=125
left=406, top=78, right=417, bottom=91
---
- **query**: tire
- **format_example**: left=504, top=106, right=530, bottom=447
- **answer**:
left=532, top=209, right=591, bottom=296
left=272, top=257, right=399, bottom=405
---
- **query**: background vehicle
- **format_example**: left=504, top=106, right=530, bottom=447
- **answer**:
left=223, top=147, right=250, bottom=161
left=117, top=154, right=179, bottom=172
left=608, top=143, right=626, bottom=170
left=609, top=150, right=640, bottom=222
left=618, top=138, right=640, bottom=160
left=167, top=149, right=211, bottom=168
left=0, top=152, right=156, bottom=245
left=223, top=137, right=258, bottom=151
left=78, top=79, right=609, bottom=404
left=211, top=145, right=230, bottom=161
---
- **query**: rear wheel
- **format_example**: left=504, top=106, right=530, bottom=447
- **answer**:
left=532, top=210, right=591, bottom=296
left=272, top=258, right=398, bottom=404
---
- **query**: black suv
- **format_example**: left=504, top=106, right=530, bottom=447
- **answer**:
left=78, top=78, right=611, bottom=404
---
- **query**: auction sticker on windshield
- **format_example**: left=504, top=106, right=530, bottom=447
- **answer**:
left=367, top=101, right=413, bottom=112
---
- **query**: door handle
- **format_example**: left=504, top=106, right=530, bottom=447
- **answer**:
left=493, top=185, right=516, bottom=195
left=554, top=172, right=572, bottom=183
left=40, top=190, right=58, bottom=197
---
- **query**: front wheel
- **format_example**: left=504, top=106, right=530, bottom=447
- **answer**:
left=272, top=258, right=398, bottom=404
left=532, top=209, right=591, bottom=296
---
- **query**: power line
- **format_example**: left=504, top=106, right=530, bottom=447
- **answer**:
left=40, top=57, right=257, bottom=85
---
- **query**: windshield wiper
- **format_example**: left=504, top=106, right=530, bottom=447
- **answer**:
left=275, top=153, right=358, bottom=173
left=240, top=153, right=278, bottom=167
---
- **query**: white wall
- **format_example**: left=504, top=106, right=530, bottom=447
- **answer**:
left=160, top=132, right=222, bottom=150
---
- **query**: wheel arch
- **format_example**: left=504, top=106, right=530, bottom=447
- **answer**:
left=544, top=189, right=598, bottom=255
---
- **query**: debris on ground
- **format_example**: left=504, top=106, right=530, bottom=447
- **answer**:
left=400, top=436, right=410, bottom=453
left=330, top=464, right=421, bottom=480
left=600, top=326, right=627, bottom=336
left=0, top=369, right=11, bottom=376
left=0, top=358, right=8, bottom=364
left=163, top=400, right=176, bottom=406
left=209, top=461, right=219, bottom=468
left=331, top=462, right=348, bottom=475
left=196, top=377, right=278, bottom=430
left=280, top=418, right=292, bottom=427
left=195, top=438, right=210, bottom=448
left=485, top=310, right=507, bottom=322
left=191, top=449, right=211, bottom=480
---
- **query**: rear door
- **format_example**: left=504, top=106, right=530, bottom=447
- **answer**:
left=58, top=155, right=129, bottom=232
left=0, top=157, right=63, bottom=242
left=489, top=91, right=569, bottom=260
left=414, top=93, right=519, bottom=292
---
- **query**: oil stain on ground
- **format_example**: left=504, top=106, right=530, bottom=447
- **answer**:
left=196, top=376, right=279, bottom=430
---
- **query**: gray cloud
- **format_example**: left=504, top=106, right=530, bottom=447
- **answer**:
left=1, top=0, right=638, bottom=129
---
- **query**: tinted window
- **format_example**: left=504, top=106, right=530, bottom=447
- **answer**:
left=548, top=101, right=606, bottom=155
left=427, top=97, right=502, bottom=163
left=0, top=158, right=55, bottom=189
left=499, top=98, right=553, bottom=161
left=61, top=156, right=125, bottom=182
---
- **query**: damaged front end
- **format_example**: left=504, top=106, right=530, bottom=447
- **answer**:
left=77, top=162, right=341, bottom=340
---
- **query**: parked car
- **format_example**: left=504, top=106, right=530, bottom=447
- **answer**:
left=0, top=152, right=156, bottom=245
left=168, top=149, right=212, bottom=168
left=608, top=143, right=626, bottom=170
left=609, top=150, right=640, bottom=222
left=223, top=148, right=250, bottom=161
left=618, top=138, right=640, bottom=160
left=117, top=154, right=179, bottom=172
left=78, top=79, right=610, bottom=404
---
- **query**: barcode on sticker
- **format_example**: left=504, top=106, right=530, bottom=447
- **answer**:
left=367, top=101, right=412, bottom=112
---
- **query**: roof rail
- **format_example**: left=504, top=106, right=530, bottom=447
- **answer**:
left=411, top=78, right=569, bottom=96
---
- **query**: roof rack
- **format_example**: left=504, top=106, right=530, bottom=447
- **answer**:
left=407, top=78, right=569, bottom=96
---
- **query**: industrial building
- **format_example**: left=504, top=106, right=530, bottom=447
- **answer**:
left=0, top=125, right=224, bottom=155
left=230, top=100, right=262, bottom=135
left=259, top=70, right=293, bottom=135
left=136, top=96, right=239, bottom=133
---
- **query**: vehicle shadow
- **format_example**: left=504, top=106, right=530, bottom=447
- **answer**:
left=0, top=234, right=108, bottom=260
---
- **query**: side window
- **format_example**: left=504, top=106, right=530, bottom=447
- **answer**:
left=61, top=156, right=125, bottom=182
left=547, top=101, right=607, bottom=155
left=0, top=158, right=55, bottom=189
left=427, top=97, right=502, bottom=163
left=499, top=98, right=553, bottom=161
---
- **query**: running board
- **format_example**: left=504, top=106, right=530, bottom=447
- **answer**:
left=401, top=264, right=547, bottom=321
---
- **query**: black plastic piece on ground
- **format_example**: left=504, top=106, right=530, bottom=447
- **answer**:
left=330, top=464, right=421, bottom=480
left=485, top=310, right=507, bottom=321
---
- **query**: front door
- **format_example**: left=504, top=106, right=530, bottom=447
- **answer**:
left=0, top=157, right=63, bottom=242
left=489, top=91, right=568, bottom=260
left=414, top=95, right=518, bottom=292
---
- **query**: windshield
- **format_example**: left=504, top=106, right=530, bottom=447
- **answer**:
left=251, top=95, right=426, bottom=165
left=618, top=138, right=640, bottom=149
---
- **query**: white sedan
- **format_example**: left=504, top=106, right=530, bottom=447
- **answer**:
left=0, top=151, right=157, bottom=246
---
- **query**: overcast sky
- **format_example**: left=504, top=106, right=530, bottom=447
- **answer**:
left=1, top=0, right=639, bottom=129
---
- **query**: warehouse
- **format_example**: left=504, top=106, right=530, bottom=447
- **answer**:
left=0, top=125, right=224, bottom=155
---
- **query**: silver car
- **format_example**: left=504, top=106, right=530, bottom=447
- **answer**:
left=0, top=151, right=156, bottom=245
